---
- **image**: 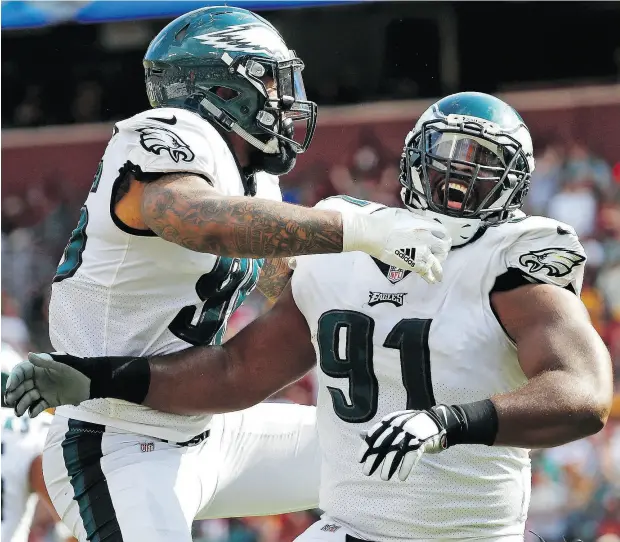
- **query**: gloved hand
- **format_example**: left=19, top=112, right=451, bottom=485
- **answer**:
left=342, top=208, right=451, bottom=284
left=358, top=401, right=498, bottom=481
left=4, top=352, right=150, bottom=417
left=4, top=353, right=93, bottom=417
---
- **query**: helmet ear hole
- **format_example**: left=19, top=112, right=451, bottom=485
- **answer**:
left=208, top=86, right=239, bottom=102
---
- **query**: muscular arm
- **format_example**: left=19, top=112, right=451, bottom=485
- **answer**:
left=5, top=282, right=316, bottom=416
left=489, top=283, right=613, bottom=448
left=144, top=280, right=315, bottom=414
left=357, top=281, right=614, bottom=480
left=140, top=173, right=343, bottom=258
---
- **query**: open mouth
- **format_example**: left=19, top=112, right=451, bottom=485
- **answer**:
left=435, top=180, right=476, bottom=211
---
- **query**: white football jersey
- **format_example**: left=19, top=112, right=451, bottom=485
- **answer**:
left=291, top=196, right=586, bottom=541
left=1, top=409, right=52, bottom=542
left=49, top=108, right=281, bottom=441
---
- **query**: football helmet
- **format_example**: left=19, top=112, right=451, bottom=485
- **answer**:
left=144, top=6, right=316, bottom=155
left=400, top=92, right=535, bottom=246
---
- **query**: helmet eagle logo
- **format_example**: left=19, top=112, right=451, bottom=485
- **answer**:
left=194, top=23, right=289, bottom=59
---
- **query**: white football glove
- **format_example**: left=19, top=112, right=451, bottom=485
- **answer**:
left=357, top=408, right=450, bottom=481
left=341, top=207, right=451, bottom=285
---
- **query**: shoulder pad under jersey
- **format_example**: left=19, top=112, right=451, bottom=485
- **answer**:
left=497, top=215, right=586, bottom=294
left=113, top=108, right=221, bottom=182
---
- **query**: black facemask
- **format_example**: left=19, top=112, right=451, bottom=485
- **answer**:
left=247, top=118, right=298, bottom=177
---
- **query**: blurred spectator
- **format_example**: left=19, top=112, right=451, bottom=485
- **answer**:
left=1, top=289, right=31, bottom=353
left=524, top=142, right=564, bottom=216
left=71, top=81, right=103, bottom=124
left=565, top=141, right=613, bottom=194
left=547, top=180, right=599, bottom=237
left=597, top=490, right=620, bottom=537
left=527, top=455, right=570, bottom=542
left=13, top=85, right=44, bottom=127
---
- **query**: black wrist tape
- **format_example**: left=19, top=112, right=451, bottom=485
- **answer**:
left=448, top=399, right=499, bottom=447
left=87, top=356, right=151, bottom=404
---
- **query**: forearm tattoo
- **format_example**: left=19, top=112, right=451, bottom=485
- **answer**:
left=257, top=258, right=293, bottom=302
left=142, top=177, right=343, bottom=258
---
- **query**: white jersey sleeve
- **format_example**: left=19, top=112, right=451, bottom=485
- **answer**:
left=501, top=216, right=586, bottom=295
left=114, top=109, right=284, bottom=199
left=114, top=108, right=220, bottom=187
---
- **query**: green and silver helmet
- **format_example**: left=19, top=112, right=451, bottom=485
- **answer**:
left=400, top=92, right=535, bottom=245
left=144, top=6, right=317, bottom=154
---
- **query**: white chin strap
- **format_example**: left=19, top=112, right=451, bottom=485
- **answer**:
left=199, top=97, right=280, bottom=154
left=401, top=188, right=482, bottom=247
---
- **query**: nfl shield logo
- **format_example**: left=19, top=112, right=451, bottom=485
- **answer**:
left=387, top=266, right=405, bottom=284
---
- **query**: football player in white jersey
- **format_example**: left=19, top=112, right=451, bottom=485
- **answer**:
left=9, top=93, right=612, bottom=541
left=1, top=6, right=452, bottom=542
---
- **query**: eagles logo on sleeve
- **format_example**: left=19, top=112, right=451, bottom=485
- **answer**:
left=136, top=126, right=195, bottom=163
left=518, top=248, right=586, bottom=278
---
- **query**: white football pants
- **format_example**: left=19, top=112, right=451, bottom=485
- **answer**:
left=43, top=403, right=320, bottom=542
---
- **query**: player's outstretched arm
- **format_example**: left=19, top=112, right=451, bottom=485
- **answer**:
left=142, top=280, right=315, bottom=414
left=488, top=282, right=612, bottom=447
left=141, top=173, right=342, bottom=258
left=358, top=282, right=612, bottom=482
left=138, top=173, right=450, bottom=283
left=5, top=282, right=316, bottom=416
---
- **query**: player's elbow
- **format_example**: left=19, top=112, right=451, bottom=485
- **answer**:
left=563, top=330, right=613, bottom=438
left=572, top=380, right=612, bottom=437
left=575, top=400, right=609, bottom=437
left=579, top=352, right=614, bottom=436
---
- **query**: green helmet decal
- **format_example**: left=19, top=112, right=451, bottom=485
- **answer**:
left=193, top=22, right=290, bottom=59
left=144, top=6, right=316, bottom=154
left=400, top=92, right=534, bottom=226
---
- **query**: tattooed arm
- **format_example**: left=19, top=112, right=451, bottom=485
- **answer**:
left=140, top=173, right=343, bottom=258
left=137, top=172, right=451, bottom=281
left=257, top=258, right=293, bottom=302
